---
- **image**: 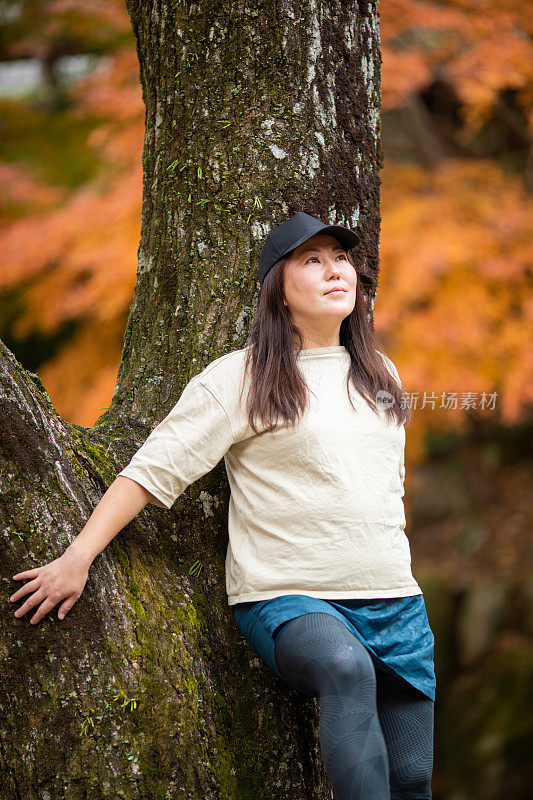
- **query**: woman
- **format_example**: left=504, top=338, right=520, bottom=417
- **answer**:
left=10, top=211, right=436, bottom=800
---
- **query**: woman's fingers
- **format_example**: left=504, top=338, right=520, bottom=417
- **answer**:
left=12, top=568, right=40, bottom=580
left=57, top=594, right=79, bottom=620
left=29, top=597, right=59, bottom=625
left=10, top=577, right=40, bottom=603
left=12, top=584, right=79, bottom=624
left=13, top=588, right=46, bottom=620
left=10, top=556, right=89, bottom=625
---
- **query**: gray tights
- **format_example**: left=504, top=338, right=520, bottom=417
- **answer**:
left=274, top=612, right=434, bottom=800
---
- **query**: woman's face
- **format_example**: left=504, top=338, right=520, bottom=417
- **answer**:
left=283, top=233, right=357, bottom=335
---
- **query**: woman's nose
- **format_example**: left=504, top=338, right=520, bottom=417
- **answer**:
left=326, top=260, right=341, bottom=277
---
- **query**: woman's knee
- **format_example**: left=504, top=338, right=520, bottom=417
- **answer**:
left=274, top=612, right=377, bottom=696
left=316, top=635, right=376, bottom=695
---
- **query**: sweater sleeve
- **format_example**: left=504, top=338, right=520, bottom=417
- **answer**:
left=399, top=445, right=406, bottom=498
left=376, top=350, right=407, bottom=497
left=116, top=378, right=236, bottom=509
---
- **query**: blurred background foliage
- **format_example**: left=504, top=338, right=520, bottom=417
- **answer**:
left=0, top=0, right=142, bottom=424
left=0, top=1, right=531, bottom=796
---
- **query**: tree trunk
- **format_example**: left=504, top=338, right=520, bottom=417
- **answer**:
left=1, top=2, right=382, bottom=797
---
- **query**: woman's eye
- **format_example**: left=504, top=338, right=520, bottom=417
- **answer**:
left=305, top=254, right=347, bottom=263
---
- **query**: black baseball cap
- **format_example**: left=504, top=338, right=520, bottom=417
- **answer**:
left=258, top=211, right=361, bottom=286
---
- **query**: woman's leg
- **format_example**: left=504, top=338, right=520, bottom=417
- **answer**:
left=274, top=611, right=390, bottom=800
left=376, top=683, right=434, bottom=800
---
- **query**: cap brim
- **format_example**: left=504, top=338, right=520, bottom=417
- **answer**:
left=319, top=224, right=361, bottom=250
left=276, top=224, right=360, bottom=262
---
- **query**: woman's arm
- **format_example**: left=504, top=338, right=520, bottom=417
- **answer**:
left=64, top=476, right=157, bottom=566
left=11, top=371, right=238, bottom=625
left=10, top=476, right=157, bottom=625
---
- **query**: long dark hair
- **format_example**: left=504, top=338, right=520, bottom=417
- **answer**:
left=240, top=251, right=412, bottom=434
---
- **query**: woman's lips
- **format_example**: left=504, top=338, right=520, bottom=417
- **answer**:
left=326, top=288, right=346, bottom=294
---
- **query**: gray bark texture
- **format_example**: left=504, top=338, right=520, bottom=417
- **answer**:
left=1, top=1, right=382, bottom=797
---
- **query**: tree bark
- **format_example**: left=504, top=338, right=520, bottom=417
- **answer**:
left=1, top=1, right=382, bottom=797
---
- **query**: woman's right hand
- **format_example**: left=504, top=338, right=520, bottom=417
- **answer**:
left=10, top=549, right=90, bottom=625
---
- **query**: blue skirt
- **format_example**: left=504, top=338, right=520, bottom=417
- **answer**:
left=231, top=593, right=436, bottom=702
